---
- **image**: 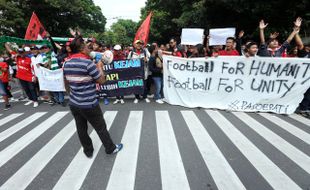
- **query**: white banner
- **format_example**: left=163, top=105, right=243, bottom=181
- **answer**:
left=181, top=28, right=204, bottom=45
left=209, top=28, right=236, bottom=46
left=37, top=67, right=65, bottom=92
left=163, top=56, right=310, bottom=114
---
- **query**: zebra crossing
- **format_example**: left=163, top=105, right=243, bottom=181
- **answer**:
left=0, top=109, right=309, bottom=190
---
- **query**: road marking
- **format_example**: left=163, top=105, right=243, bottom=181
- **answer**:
left=1, top=120, right=76, bottom=190
left=0, top=112, right=68, bottom=168
left=0, top=112, right=47, bottom=142
left=233, top=112, right=310, bottom=174
left=207, top=110, right=302, bottom=190
left=182, top=111, right=246, bottom=190
left=53, top=111, right=118, bottom=190
left=0, top=113, right=23, bottom=127
left=24, top=101, right=32, bottom=106
left=155, top=111, right=190, bottom=190
left=259, top=113, right=310, bottom=145
left=289, top=114, right=310, bottom=127
left=106, top=111, right=143, bottom=190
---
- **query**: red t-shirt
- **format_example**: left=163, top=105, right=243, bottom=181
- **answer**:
left=0, top=62, right=9, bottom=83
left=16, top=57, right=33, bottom=82
left=218, top=50, right=240, bottom=56
left=113, top=52, right=126, bottom=60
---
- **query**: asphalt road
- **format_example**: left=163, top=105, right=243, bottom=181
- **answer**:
left=0, top=97, right=310, bottom=190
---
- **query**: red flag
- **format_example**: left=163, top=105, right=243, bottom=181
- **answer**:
left=25, top=12, right=47, bottom=40
left=134, top=12, right=153, bottom=45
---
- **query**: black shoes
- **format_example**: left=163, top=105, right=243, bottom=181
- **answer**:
left=83, top=149, right=94, bottom=158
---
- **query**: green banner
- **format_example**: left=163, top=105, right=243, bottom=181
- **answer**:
left=0, top=36, right=51, bottom=45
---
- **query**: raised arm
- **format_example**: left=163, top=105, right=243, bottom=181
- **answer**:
left=259, top=20, right=268, bottom=44
left=4, top=43, right=13, bottom=54
left=236, top=30, right=244, bottom=54
left=294, top=17, right=303, bottom=50
left=286, top=17, right=302, bottom=44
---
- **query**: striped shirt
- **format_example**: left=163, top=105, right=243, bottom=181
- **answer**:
left=43, top=52, right=59, bottom=70
left=63, top=53, right=101, bottom=108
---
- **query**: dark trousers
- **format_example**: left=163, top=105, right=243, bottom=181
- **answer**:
left=19, top=79, right=38, bottom=101
left=135, top=79, right=149, bottom=99
left=3, top=82, right=13, bottom=98
left=299, top=88, right=310, bottom=110
left=70, top=104, right=116, bottom=154
left=116, top=96, right=124, bottom=100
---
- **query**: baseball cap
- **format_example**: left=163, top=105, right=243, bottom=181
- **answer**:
left=113, top=44, right=122, bottom=50
left=134, top=40, right=143, bottom=44
left=24, top=47, right=31, bottom=52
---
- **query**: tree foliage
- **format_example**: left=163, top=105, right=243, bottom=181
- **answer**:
left=0, top=0, right=106, bottom=37
left=103, top=19, right=138, bottom=46
left=141, top=0, right=310, bottom=44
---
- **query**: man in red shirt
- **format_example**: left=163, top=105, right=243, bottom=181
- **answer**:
left=168, top=37, right=184, bottom=57
left=16, top=48, right=39, bottom=107
left=0, top=58, right=11, bottom=110
left=218, top=37, right=240, bottom=56
left=112, top=44, right=126, bottom=104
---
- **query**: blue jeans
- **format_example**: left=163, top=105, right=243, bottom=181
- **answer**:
left=53, top=92, right=65, bottom=103
left=153, top=77, right=163, bottom=100
left=0, top=81, right=6, bottom=96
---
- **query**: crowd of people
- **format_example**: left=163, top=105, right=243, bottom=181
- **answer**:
left=0, top=17, right=309, bottom=115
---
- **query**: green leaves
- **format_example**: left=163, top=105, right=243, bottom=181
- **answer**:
left=0, top=0, right=106, bottom=38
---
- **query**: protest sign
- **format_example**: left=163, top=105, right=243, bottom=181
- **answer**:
left=163, top=56, right=310, bottom=114
left=181, top=28, right=205, bottom=45
left=97, top=59, right=145, bottom=97
left=209, top=28, right=236, bottom=46
left=37, top=67, right=65, bottom=92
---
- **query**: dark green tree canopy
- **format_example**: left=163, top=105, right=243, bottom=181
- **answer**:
left=141, top=0, right=310, bottom=44
left=0, top=0, right=106, bottom=37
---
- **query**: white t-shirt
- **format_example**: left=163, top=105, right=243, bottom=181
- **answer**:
left=31, top=54, right=43, bottom=77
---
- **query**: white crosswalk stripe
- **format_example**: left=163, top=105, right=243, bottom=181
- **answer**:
left=207, top=110, right=302, bottom=190
left=0, top=113, right=23, bottom=127
left=106, top=111, right=143, bottom=190
left=233, top=112, right=310, bottom=174
left=24, top=101, right=33, bottom=106
left=1, top=120, right=76, bottom=190
left=53, top=111, right=118, bottom=190
left=155, top=111, right=190, bottom=190
left=0, top=110, right=309, bottom=190
left=289, top=114, right=310, bottom=127
left=0, top=111, right=68, bottom=168
left=259, top=113, right=310, bottom=145
left=0, top=112, right=47, bottom=142
left=181, top=111, right=246, bottom=190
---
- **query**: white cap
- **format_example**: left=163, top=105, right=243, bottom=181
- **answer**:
left=89, top=51, right=96, bottom=59
left=101, top=50, right=114, bottom=64
left=24, top=47, right=31, bottom=52
left=113, top=44, right=122, bottom=51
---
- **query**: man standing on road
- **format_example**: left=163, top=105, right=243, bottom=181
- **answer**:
left=63, top=36, right=123, bottom=158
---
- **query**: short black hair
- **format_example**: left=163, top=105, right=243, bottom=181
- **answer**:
left=195, top=44, right=205, bottom=56
left=226, top=37, right=236, bottom=42
left=148, top=45, right=156, bottom=54
left=170, top=37, right=178, bottom=43
left=70, top=36, right=85, bottom=54
left=246, top=42, right=257, bottom=50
